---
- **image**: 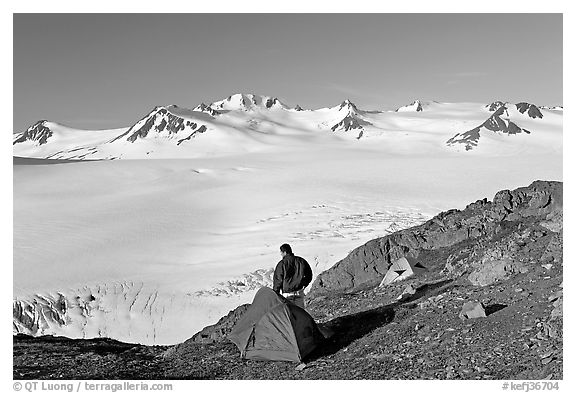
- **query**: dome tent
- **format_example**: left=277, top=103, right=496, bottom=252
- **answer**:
left=228, top=287, right=325, bottom=362
left=379, top=256, right=427, bottom=286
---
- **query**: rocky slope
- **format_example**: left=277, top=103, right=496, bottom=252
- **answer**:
left=311, top=180, right=561, bottom=295
left=110, top=105, right=210, bottom=144
left=13, top=121, right=52, bottom=145
left=13, top=181, right=563, bottom=379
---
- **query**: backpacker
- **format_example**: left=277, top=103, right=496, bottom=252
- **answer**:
left=283, top=256, right=313, bottom=293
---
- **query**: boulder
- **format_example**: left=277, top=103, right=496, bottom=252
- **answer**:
left=468, top=256, right=528, bottom=286
left=550, top=297, right=563, bottom=320
left=397, top=283, right=417, bottom=300
left=459, top=301, right=487, bottom=320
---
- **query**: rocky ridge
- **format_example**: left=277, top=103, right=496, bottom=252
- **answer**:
left=311, top=180, right=561, bottom=295
left=110, top=106, right=210, bottom=144
left=13, top=121, right=52, bottom=145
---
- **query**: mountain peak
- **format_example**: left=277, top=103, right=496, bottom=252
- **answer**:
left=447, top=105, right=531, bottom=151
left=109, top=105, right=209, bottom=144
left=209, top=93, right=288, bottom=111
left=486, top=101, right=508, bottom=112
left=396, top=100, right=423, bottom=112
left=13, top=120, right=53, bottom=146
left=193, top=103, right=221, bottom=116
left=338, top=99, right=359, bottom=112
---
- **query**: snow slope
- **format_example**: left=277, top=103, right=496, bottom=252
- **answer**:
left=13, top=95, right=563, bottom=345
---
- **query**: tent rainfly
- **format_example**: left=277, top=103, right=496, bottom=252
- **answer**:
left=228, top=287, right=325, bottom=362
left=379, top=256, right=427, bottom=286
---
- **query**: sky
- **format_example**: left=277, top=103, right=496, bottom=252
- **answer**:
left=13, top=13, right=563, bottom=132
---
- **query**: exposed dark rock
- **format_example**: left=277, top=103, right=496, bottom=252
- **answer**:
left=265, top=97, right=279, bottom=109
left=448, top=101, right=544, bottom=150
left=13, top=121, right=53, bottom=145
left=330, top=115, right=371, bottom=132
left=446, top=105, right=530, bottom=150
left=310, top=181, right=562, bottom=296
left=110, top=107, right=207, bottom=143
left=176, top=125, right=207, bottom=145
left=338, top=99, right=360, bottom=113
left=486, top=101, right=506, bottom=112
left=516, top=102, right=543, bottom=119
left=194, top=103, right=221, bottom=116
left=330, top=100, right=371, bottom=132
left=209, top=94, right=287, bottom=111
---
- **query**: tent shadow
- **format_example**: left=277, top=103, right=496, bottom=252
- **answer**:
left=485, top=303, right=508, bottom=316
left=306, top=304, right=396, bottom=361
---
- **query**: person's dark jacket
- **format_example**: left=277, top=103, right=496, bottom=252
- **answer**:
left=273, top=254, right=313, bottom=294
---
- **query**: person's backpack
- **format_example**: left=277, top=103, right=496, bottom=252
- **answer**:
left=284, top=256, right=313, bottom=293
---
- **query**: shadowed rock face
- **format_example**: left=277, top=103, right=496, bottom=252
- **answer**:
left=486, top=101, right=506, bottom=112
left=447, top=101, right=544, bottom=150
left=194, top=103, right=221, bottom=117
left=330, top=115, right=371, bottom=132
left=310, top=181, right=562, bottom=296
left=127, top=108, right=195, bottom=142
left=265, top=97, right=281, bottom=108
left=13, top=121, right=52, bottom=145
left=446, top=106, right=530, bottom=150
left=516, top=102, right=543, bottom=119
left=209, top=94, right=287, bottom=112
left=338, top=100, right=360, bottom=113
left=110, top=107, right=207, bottom=143
left=176, top=125, right=207, bottom=145
left=331, top=100, right=372, bottom=133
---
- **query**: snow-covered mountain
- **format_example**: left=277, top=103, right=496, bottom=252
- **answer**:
left=13, top=120, right=53, bottom=145
left=446, top=101, right=551, bottom=151
left=329, top=99, right=373, bottom=134
left=395, top=100, right=424, bottom=112
left=13, top=94, right=562, bottom=159
left=110, top=105, right=211, bottom=144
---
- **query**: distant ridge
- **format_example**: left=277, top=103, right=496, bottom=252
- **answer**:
left=13, top=94, right=561, bottom=159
